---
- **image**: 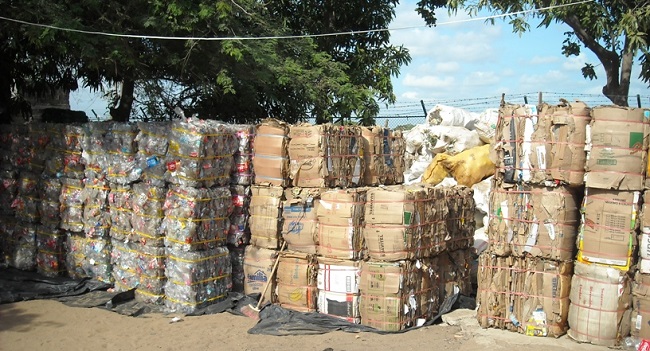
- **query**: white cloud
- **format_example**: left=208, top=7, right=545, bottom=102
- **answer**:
left=562, top=52, right=588, bottom=70
left=530, top=56, right=559, bottom=65
left=403, top=74, right=455, bottom=88
left=462, top=71, right=500, bottom=86
left=400, top=91, right=421, bottom=100
left=435, top=62, right=461, bottom=74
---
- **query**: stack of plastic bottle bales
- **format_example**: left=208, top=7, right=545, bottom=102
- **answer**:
left=478, top=101, right=586, bottom=338
left=567, top=106, right=649, bottom=346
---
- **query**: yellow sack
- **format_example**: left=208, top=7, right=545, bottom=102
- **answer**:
left=442, top=144, right=495, bottom=187
left=422, top=153, right=450, bottom=186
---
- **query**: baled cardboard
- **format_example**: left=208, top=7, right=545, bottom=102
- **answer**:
left=486, top=180, right=531, bottom=257
left=585, top=106, right=650, bottom=190
left=249, top=185, right=284, bottom=249
left=361, top=126, right=405, bottom=186
left=243, top=245, right=277, bottom=304
left=578, top=188, right=640, bottom=270
left=275, top=251, right=318, bottom=312
left=317, top=188, right=366, bottom=260
left=568, top=261, right=632, bottom=347
left=253, top=119, right=290, bottom=187
left=317, top=291, right=360, bottom=322
left=444, top=186, right=475, bottom=252
left=281, top=187, right=323, bottom=254
left=317, top=257, right=360, bottom=293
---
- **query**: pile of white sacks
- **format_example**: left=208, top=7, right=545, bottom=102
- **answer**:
left=403, top=104, right=498, bottom=256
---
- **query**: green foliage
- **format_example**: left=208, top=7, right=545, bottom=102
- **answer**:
left=416, top=0, right=650, bottom=106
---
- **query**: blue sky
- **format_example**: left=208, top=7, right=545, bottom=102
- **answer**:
left=70, top=1, right=650, bottom=119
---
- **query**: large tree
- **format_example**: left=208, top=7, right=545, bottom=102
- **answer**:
left=416, top=0, right=650, bottom=106
left=0, top=0, right=410, bottom=124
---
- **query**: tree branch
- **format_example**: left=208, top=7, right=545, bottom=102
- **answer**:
left=563, top=14, right=618, bottom=66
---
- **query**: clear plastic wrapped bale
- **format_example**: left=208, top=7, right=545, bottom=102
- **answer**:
left=228, top=245, right=245, bottom=293
left=162, top=186, right=232, bottom=251
left=228, top=185, right=250, bottom=247
left=59, top=178, right=84, bottom=232
left=65, top=232, right=88, bottom=279
left=11, top=172, right=40, bottom=223
left=45, top=124, right=85, bottom=179
left=135, top=121, right=170, bottom=187
left=11, top=222, right=37, bottom=271
left=38, top=178, right=62, bottom=228
left=164, top=247, right=232, bottom=313
left=80, top=122, right=110, bottom=179
left=111, top=239, right=140, bottom=292
left=36, top=225, right=66, bottom=277
left=131, top=183, right=166, bottom=247
left=82, top=236, right=113, bottom=283
left=231, top=124, right=255, bottom=185
left=135, top=244, right=166, bottom=304
left=0, top=170, right=17, bottom=216
left=16, top=123, right=51, bottom=173
left=165, top=118, right=237, bottom=188
left=108, top=184, right=134, bottom=241
left=0, top=216, right=16, bottom=266
left=105, top=123, right=140, bottom=185
left=81, top=177, right=111, bottom=238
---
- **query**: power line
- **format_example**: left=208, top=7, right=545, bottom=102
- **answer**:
left=0, top=0, right=594, bottom=41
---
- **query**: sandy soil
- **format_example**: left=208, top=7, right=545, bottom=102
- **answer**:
left=0, top=300, right=610, bottom=351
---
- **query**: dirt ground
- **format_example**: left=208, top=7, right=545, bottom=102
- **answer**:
left=0, top=300, right=609, bottom=351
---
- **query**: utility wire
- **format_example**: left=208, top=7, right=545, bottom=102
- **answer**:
left=0, top=0, right=594, bottom=41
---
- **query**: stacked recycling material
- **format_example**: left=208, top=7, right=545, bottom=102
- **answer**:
left=60, top=178, right=84, bottom=232
left=131, top=183, right=166, bottom=247
left=229, top=185, right=251, bottom=247
left=11, top=172, right=40, bottom=223
left=36, top=225, right=66, bottom=277
left=14, top=124, right=50, bottom=173
left=0, top=217, right=15, bottom=265
left=105, top=123, right=140, bottom=185
left=0, top=171, right=17, bottom=217
left=568, top=106, right=649, bottom=347
left=65, top=232, right=86, bottom=279
left=479, top=101, right=585, bottom=338
left=317, top=188, right=366, bottom=260
left=44, top=124, right=85, bottom=179
left=317, top=258, right=362, bottom=323
left=229, top=245, right=245, bottom=293
left=81, top=178, right=111, bottom=238
left=281, top=187, right=322, bottom=254
left=248, top=185, right=284, bottom=250
left=164, top=247, right=232, bottom=313
left=288, top=124, right=364, bottom=188
left=80, top=122, right=110, bottom=179
left=38, top=178, right=62, bottom=228
left=111, top=239, right=140, bottom=292
left=275, top=251, right=318, bottom=312
left=361, top=126, right=405, bottom=186
left=231, top=124, right=255, bottom=186
left=108, top=184, right=134, bottom=241
left=135, top=121, right=169, bottom=187
left=134, top=244, right=166, bottom=304
left=165, top=118, right=237, bottom=188
left=243, top=245, right=278, bottom=302
left=10, top=222, right=37, bottom=270
left=81, top=235, right=113, bottom=283
left=252, top=119, right=290, bottom=187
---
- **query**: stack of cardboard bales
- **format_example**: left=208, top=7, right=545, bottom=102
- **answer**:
left=568, top=106, right=650, bottom=346
left=479, top=101, right=585, bottom=337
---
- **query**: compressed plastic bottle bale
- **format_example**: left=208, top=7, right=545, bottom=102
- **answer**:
left=59, top=178, right=84, bottom=232
left=162, top=186, right=232, bottom=251
left=0, top=170, right=17, bottom=216
left=134, top=244, right=166, bottom=304
left=11, top=222, right=37, bottom=271
left=81, top=236, right=113, bottom=283
left=11, top=172, right=40, bottom=223
left=81, top=177, right=111, bottom=238
left=165, top=118, right=237, bottom=188
left=107, top=154, right=140, bottom=185
left=108, top=184, right=134, bottom=241
left=65, top=231, right=88, bottom=279
left=36, top=225, right=66, bottom=277
left=15, top=123, right=51, bottom=173
left=0, top=216, right=16, bottom=265
left=111, top=239, right=139, bottom=292
left=164, top=246, right=232, bottom=313
left=228, top=185, right=250, bottom=247
left=38, top=177, right=62, bottom=228
left=228, top=245, right=245, bottom=293
left=131, top=183, right=166, bottom=247
left=80, top=122, right=110, bottom=179
left=51, top=124, right=86, bottom=179
left=231, top=124, right=255, bottom=185
left=135, top=121, right=170, bottom=187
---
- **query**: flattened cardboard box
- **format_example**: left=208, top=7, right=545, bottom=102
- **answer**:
left=253, top=119, right=290, bottom=187
left=317, top=257, right=360, bottom=294
left=578, top=188, right=640, bottom=270
left=281, top=187, right=323, bottom=254
left=643, top=191, right=650, bottom=232
left=631, top=272, right=650, bottom=341
left=512, top=186, right=580, bottom=261
left=486, top=182, right=531, bottom=257
left=568, top=261, right=632, bottom=347
left=530, top=101, right=591, bottom=186
left=444, top=186, right=475, bottom=252
left=492, top=104, right=537, bottom=187
left=243, top=245, right=277, bottom=304
left=585, top=106, right=650, bottom=190
left=288, top=124, right=327, bottom=188
left=359, top=260, right=423, bottom=332
left=317, top=291, right=360, bottom=322
left=249, top=185, right=284, bottom=249
left=317, top=189, right=366, bottom=260
left=275, top=251, right=318, bottom=312
left=361, top=126, right=405, bottom=186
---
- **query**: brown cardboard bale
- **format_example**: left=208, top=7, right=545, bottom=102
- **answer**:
left=317, top=257, right=361, bottom=323
left=444, top=186, right=475, bottom=252
left=585, top=106, right=650, bottom=190
left=361, top=126, right=405, bottom=186
left=275, top=251, right=318, bottom=312
left=493, top=104, right=537, bottom=187
left=632, top=272, right=650, bottom=339
left=512, top=185, right=580, bottom=261
left=317, top=188, right=366, bottom=260
left=578, top=188, right=640, bottom=270
left=364, top=185, right=440, bottom=261
left=243, top=245, right=277, bottom=304
left=249, top=185, right=284, bottom=249
left=281, top=187, right=323, bottom=254
left=359, top=260, right=423, bottom=331
left=476, top=254, right=572, bottom=337
left=288, top=124, right=364, bottom=188
left=486, top=181, right=531, bottom=257
left=253, top=119, right=290, bottom=187
left=568, top=261, right=632, bottom=347
left=530, top=101, right=591, bottom=186
left=439, top=250, right=474, bottom=298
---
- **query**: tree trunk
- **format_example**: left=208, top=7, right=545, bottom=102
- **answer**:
left=109, top=78, right=135, bottom=122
